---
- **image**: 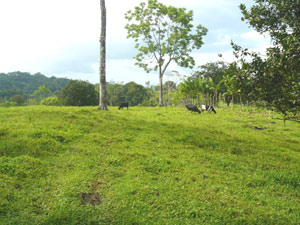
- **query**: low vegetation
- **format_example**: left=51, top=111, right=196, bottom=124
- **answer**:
left=1, top=106, right=300, bottom=224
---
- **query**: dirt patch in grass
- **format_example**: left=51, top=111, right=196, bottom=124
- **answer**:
left=78, top=192, right=101, bottom=206
left=78, top=181, right=103, bottom=206
left=243, top=125, right=267, bottom=130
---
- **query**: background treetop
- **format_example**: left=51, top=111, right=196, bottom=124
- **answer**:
left=125, top=0, right=208, bottom=73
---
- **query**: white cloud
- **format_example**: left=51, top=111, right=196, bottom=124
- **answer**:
left=240, top=30, right=271, bottom=56
left=241, top=30, right=269, bottom=41
left=192, top=51, right=236, bottom=65
left=106, top=59, right=158, bottom=85
left=211, top=34, right=232, bottom=47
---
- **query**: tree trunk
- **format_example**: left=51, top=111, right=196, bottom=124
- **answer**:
left=159, top=74, right=163, bottom=106
left=240, top=94, right=243, bottom=112
left=167, top=82, right=170, bottom=106
left=246, top=100, right=249, bottom=112
left=226, top=96, right=230, bottom=107
left=231, top=94, right=234, bottom=110
left=98, top=0, right=109, bottom=111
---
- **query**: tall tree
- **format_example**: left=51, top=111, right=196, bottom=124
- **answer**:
left=98, top=0, right=109, bottom=110
left=125, top=0, right=207, bottom=106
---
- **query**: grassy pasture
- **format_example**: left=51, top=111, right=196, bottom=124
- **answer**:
left=0, top=106, right=300, bottom=224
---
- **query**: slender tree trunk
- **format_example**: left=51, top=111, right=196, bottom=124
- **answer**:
left=98, top=0, right=108, bottom=110
left=240, top=94, right=243, bottom=112
left=231, top=94, right=234, bottom=110
left=167, top=82, right=170, bottom=106
left=159, top=73, right=163, bottom=106
left=246, top=100, right=249, bottom=112
left=226, top=96, right=230, bottom=107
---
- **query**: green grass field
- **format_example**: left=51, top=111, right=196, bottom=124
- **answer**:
left=1, top=106, right=300, bottom=224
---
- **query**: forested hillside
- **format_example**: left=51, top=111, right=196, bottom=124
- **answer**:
left=0, top=72, right=70, bottom=100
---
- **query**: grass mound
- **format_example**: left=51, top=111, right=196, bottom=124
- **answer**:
left=0, top=106, right=300, bottom=224
left=0, top=155, right=47, bottom=179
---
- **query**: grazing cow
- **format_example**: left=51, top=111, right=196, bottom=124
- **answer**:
left=186, top=104, right=201, bottom=114
left=201, top=104, right=217, bottom=113
left=206, top=105, right=217, bottom=114
left=118, top=102, right=128, bottom=110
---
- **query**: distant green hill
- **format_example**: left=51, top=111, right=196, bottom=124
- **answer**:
left=0, top=71, right=70, bottom=100
left=0, top=72, right=154, bottom=106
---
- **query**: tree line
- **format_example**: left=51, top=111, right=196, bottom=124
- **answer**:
left=0, top=72, right=178, bottom=107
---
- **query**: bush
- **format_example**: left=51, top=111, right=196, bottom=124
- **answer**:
left=59, top=80, right=98, bottom=106
left=41, top=97, right=62, bottom=106
left=0, top=101, right=17, bottom=107
left=10, top=95, right=25, bottom=106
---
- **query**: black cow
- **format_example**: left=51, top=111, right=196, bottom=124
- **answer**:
left=118, top=102, right=128, bottom=110
left=185, top=104, right=201, bottom=114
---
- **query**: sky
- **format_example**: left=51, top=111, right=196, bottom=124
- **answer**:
left=0, top=0, right=271, bottom=86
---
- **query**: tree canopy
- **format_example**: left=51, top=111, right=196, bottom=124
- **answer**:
left=125, top=0, right=207, bottom=106
left=106, top=81, right=149, bottom=106
left=236, top=0, right=300, bottom=122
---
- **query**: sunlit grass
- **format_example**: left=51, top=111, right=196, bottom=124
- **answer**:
left=0, top=106, right=300, bottom=224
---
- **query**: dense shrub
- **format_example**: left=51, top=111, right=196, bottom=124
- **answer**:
left=0, top=101, right=17, bottom=107
left=59, top=80, right=98, bottom=106
left=41, top=97, right=62, bottom=106
left=10, top=95, right=25, bottom=106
